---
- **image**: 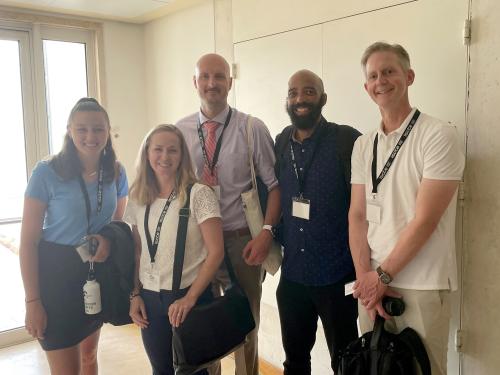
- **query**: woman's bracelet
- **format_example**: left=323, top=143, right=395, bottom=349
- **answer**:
left=25, top=297, right=40, bottom=304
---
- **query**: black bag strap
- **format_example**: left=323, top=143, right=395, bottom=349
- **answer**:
left=369, top=314, right=386, bottom=374
left=171, top=184, right=241, bottom=296
left=398, top=327, right=432, bottom=375
left=172, top=184, right=194, bottom=295
left=274, top=125, right=293, bottom=178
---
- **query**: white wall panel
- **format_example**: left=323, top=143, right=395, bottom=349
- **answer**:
left=234, top=25, right=322, bottom=138
left=232, top=0, right=413, bottom=42
left=323, top=0, right=468, bottom=138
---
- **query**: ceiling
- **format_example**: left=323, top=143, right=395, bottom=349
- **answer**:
left=0, top=0, right=204, bottom=23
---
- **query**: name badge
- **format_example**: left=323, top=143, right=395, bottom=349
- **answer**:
left=143, top=263, right=160, bottom=292
left=213, top=185, right=221, bottom=201
left=366, top=201, right=381, bottom=224
left=292, top=197, right=310, bottom=220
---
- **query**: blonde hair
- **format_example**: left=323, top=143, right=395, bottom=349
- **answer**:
left=129, top=124, right=197, bottom=206
left=361, top=41, right=411, bottom=74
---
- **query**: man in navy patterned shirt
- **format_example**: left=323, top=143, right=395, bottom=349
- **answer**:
left=275, top=69, right=361, bottom=374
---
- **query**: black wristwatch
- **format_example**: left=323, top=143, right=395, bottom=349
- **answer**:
left=376, top=266, right=392, bottom=285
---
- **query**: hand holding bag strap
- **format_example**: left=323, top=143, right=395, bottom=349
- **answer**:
left=172, top=184, right=194, bottom=296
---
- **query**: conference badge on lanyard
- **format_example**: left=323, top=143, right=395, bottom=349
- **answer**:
left=144, top=262, right=161, bottom=292
left=292, top=196, right=310, bottom=220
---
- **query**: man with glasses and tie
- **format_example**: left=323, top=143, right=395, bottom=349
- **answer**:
left=176, top=53, right=280, bottom=375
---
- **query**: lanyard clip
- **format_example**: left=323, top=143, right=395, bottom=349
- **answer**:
left=372, top=193, right=377, bottom=200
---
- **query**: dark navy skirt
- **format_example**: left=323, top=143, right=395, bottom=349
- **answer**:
left=38, top=240, right=103, bottom=351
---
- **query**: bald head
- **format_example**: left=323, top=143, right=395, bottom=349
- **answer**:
left=193, top=53, right=233, bottom=118
left=288, top=69, right=325, bottom=95
left=286, top=69, right=327, bottom=131
left=195, top=53, right=231, bottom=78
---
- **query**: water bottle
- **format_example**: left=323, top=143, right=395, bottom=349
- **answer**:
left=83, top=271, right=102, bottom=315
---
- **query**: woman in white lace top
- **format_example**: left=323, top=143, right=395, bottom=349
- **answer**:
left=124, top=124, right=223, bottom=375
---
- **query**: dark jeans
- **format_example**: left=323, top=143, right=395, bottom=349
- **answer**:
left=141, top=287, right=212, bottom=375
left=277, top=276, right=358, bottom=375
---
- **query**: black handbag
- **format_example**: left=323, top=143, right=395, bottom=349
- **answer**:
left=171, top=185, right=256, bottom=375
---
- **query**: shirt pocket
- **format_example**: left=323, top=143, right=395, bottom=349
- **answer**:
left=218, top=152, right=250, bottom=184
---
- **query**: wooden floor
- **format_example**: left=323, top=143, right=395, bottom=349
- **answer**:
left=0, top=324, right=282, bottom=374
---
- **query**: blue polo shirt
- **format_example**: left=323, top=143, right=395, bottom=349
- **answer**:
left=25, top=160, right=128, bottom=246
left=276, top=118, right=361, bottom=286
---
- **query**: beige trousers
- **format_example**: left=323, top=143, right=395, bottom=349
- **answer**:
left=208, top=232, right=263, bottom=375
left=358, top=288, right=452, bottom=375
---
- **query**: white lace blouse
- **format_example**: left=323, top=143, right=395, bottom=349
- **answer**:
left=124, top=183, right=221, bottom=291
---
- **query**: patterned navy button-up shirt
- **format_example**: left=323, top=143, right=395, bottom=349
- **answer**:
left=276, top=118, right=361, bottom=286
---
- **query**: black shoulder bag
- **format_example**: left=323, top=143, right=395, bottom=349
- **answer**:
left=171, top=184, right=256, bottom=375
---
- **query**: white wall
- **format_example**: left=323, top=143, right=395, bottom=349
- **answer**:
left=143, top=0, right=215, bottom=127
left=101, top=21, right=147, bottom=177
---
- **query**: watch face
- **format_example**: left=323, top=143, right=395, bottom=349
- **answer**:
left=380, top=273, right=391, bottom=284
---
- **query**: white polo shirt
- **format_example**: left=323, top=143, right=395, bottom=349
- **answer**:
left=351, top=108, right=465, bottom=290
left=124, top=183, right=221, bottom=291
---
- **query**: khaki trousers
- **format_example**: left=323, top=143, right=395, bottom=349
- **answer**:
left=358, top=288, right=452, bottom=375
left=208, top=232, right=263, bottom=375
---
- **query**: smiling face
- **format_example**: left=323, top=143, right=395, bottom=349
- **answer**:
left=193, top=54, right=232, bottom=115
left=364, top=51, right=414, bottom=111
left=68, top=111, right=109, bottom=161
left=286, top=70, right=326, bottom=130
left=147, top=130, right=182, bottom=182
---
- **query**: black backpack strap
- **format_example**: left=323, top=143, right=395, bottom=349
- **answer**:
left=274, top=125, right=293, bottom=178
left=172, top=184, right=194, bottom=296
left=332, top=124, right=362, bottom=200
left=398, top=327, right=432, bottom=375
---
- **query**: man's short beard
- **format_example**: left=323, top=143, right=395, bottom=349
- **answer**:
left=286, top=101, right=324, bottom=130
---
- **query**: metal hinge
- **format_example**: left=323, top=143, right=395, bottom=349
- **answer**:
left=458, top=181, right=466, bottom=207
left=463, top=19, right=471, bottom=45
left=455, top=329, right=464, bottom=352
left=231, top=63, right=238, bottom=79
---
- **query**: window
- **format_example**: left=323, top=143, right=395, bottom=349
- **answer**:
left=0, top=19, right=99, bottom=346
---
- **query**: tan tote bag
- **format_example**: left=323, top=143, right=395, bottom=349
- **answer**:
left=240, top=116, right=282, bottom=275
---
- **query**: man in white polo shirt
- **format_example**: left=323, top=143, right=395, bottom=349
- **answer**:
left=349, top=41, right=465, bottom=375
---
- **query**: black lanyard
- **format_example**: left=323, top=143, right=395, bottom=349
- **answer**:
left=144, top=190, right=176, bottom=264
left=196, top=107, right=233, bottom=176
left=77, top=167, right=104, bottom=235
left=289, top=121, right=327, bottom=197
left=371, top=109, right=421, bottom=197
